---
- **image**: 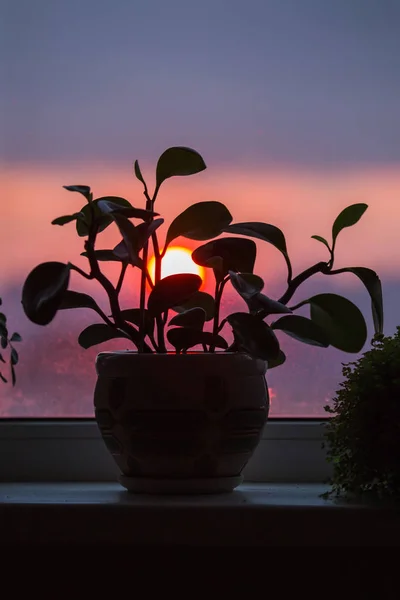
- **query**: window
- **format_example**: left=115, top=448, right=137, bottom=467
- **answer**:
left=1, top=1, right=398, bottom=481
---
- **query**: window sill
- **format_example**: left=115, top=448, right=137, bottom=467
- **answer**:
left=1, top=482, right=399, bottom=546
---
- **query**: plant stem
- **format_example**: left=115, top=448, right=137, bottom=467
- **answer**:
left=278, top=261, right=329, bottom=306
left=210, top=277, right=229, bottom=352
left=69, top=263, right=93, bottom=280
left=116, top=263, right=128, bottom=296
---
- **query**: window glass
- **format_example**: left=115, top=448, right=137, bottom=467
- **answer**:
left=1, top=0, right=399, bottom=417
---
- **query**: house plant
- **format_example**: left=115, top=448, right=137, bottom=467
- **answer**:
left=21, top=146, right=384, bottom=493
left=323, top=327, right=400, bottom=502
left=0, top=299, right=21, bottom=386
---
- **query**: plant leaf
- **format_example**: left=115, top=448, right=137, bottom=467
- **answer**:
left=111, top=214, right=142, bottom=267
left=22, top=262, right=70, bottom=326
left=172, top=291, right=215, bottom=321
left=296, top=293, right=367, bottom=353
left=311, top=235, right=331, bottom=252
left=78, top=324, right=130, bottom=349
left=332, top=203, right=368, bottom=245
left=167, top=327, right=227, bottom=353
left=0, top=337, right=7, bottom=349
left=59, top=290, right=104, bottom=317
left=96, top=198, right=157, bottom=220
left=134, top=160, right=146, bottom=186
left=156, top=146, right=206, bottom=188
left=226, top=312, right=280, bottom=361
left=63, top=185, right=91, bottom=199
left=271, top=315, right=330, bottom=347
left=10, top=332, right=22, bottom=342
left=119, top=309, right=154, bottom=337
left=52, top=213, right=83, bottom=226
left=0, top=321, right=7, bottom=337
left=247, top=293, right=292, bottom=316
left=135, top=218, right=164, bottom=251
left=10, top=347, right=18, bottom=366
left=147, top=274, right=202, bottom=316
left=224, top=222, right=288, bottom=256
left=329, top=267, right=384, bottom=335
left=192, top=237, right=256, bottom=282
left=266, top=350, right=286, bottom=370
left=229, top=272, right=264, bottom=299
left=165, top=201, right=232, bottom=248
left=76, top=197, right=133, bottom=237
left=169, top=307, right=206, bottom=330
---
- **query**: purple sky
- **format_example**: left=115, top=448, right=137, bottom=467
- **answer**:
left=2, top=0, right=400, bottom=167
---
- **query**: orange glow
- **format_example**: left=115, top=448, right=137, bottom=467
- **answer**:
left=148, top=246, right=205, bottom=285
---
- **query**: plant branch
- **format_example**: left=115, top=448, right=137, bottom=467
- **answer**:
left=69, top=263, right=93, bottom=280
left=116, top=263, right=128, bottom=296
left=278, top=261, right=329, bottom=306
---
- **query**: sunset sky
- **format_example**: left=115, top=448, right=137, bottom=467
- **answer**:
left=1, top=0, right=399, bottom=417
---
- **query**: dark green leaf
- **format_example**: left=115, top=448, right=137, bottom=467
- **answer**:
left=192, top=237, right=256, bottom=282
left=311, top=235, right=331, bottom=252
left=10, top=332, right=22, bottom=342
left=226, top=312, right=280, bottom=361
left=1, top=337, right=7, bottom=349
left=169, top=307, right=206, bottom=330
left=76, top=197, right=133, bottom=237
left=329, top=267, right=383, bottom=335
left=271, top=315, right=330, bottom=347
left=52, top=213, right=83, bottom=226
left=296, top=293, right=367, bottom=353
left=172, top=291, right=215, bottom=321
left=266, top=350, right=286, bottom=370
left=224, top=222, right=288, bottom=255
left=119, top=309, right=154, bottom=337
left=229, top=272, right=264, bottom=299
left=63, top=185, right=91, bottom=199
left=167, top=327, right=227, bottom=353
left=134, top=160, right=146, bottom=186
left=11, top=347, right=18, bottom=366
left=59, top=290, right=104, bottom=317
left=148, top=274, right=202, bottom=316
left=78, top=324, right=130, bottom=349
left=80, top=249, right=124, bottom=262
left=22, top=262, right=70, bottom=326
left=96, top=197, right=157, bottom=220
left=165, top=201, right=232, bottom=247
left=247, top=293, right=292, bottom=316
left=112, top=214, right=142, bottom=268
left=156, top=146, right=206, bottom=188
left=332, top=203, right=368, bottom=245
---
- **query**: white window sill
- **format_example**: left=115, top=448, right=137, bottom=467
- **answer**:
left=1, top=482, right=399, bottom=546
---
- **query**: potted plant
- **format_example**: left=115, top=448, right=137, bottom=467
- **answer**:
left=323, top=327, right=400, bottom=502
left=0, top=299, right=21, bottom=386
left=21, top=146, right=383, bottom=493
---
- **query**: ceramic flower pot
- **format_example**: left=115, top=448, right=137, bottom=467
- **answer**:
left=94, top=351, right=269, bottom=494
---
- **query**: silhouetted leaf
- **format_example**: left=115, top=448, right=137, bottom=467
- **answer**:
left=226, top=312, right=280, bottom=361
left=148, top=274, right=202, bottom=316
left=52, top=213, right=83, bottom=226
left=0, top=337, right=7, bottom=349
left=224, top=222, right=288, bottom=256
left=0, top=321, right=7, bottom=337
left=247, top=293, right=292, bottom=316
left=165, top=201, right=232, bottom=247
left=22, top=262, right=70, bottom=326
left=295, top=293, right=367, bottom=353
left=167, top=327, right=227, bottom=353
left=135, top=218, right=164, bottom=250
left=96, top=197, right=157, bottom=220
left=78, top=324, right=130, bottom=349
left=112, top=214, right=142, bottom=267
left=59, top=290, right=104, bottom=317
left=267, top=350, right=286, bottom=369
left=311, top=235, right=331, bottom=251
left=134, top=160, right=146, bottom=186
left=192, top=237, right=256, bottom=282
left=0, top=311, right=4, bottom=323
left=332, top=203, right=368, bottom=245
left=119, top=309, right=154, bottom=337
left=169, top=307, right=206, bottom=330
left=156, top=146, right=206, bottom=188
left=63, top=185, right=91, bottom=199
left=10, top=347, right=18, bottom=366
left=112, top=240, right=130, bottom=261
left=10, top=333, right=22, bottom=342
left=271, top=315, right=329, bottom=347
left=76, top=197, right=133, bottom=237
left=229, top=272, right=264, bottom=299
left=172, top=291, right=215, bottom=321
left=329, top=267, right=383, bottom=335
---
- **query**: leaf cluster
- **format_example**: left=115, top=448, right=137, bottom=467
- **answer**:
left=0, top=298, right=22, bottom=385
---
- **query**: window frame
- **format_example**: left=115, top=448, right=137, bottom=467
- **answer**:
left=0, top=419, right=331, bottom=483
